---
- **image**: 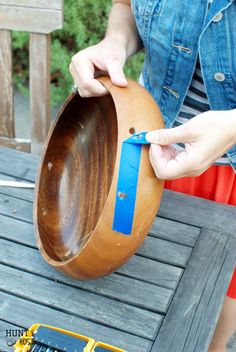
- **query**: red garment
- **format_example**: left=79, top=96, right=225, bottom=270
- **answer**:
left=165, top=165, right=236, bottom=299
left=227, top=267, right=236, bottom=299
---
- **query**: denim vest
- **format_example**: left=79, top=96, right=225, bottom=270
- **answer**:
left=131, top=0, right=236, bottom=171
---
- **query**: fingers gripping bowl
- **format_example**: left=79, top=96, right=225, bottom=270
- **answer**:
left=34, top=77, right=164, bottom=279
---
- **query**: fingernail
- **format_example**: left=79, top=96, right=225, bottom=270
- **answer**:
left=145, top=132, right=152, bottom=143
left=119, top=79, right=128, bottom=86
left=114, top=77, right=127, bottom=85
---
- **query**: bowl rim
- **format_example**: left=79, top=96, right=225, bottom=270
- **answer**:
left=33, top=76, right=165, bottom=271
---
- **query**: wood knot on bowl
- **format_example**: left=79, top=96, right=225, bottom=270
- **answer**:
left=129, top=127, right=136, bottom=135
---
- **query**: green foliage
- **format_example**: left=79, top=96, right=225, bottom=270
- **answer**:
left=125, top=52, right=145, bottom=81
left=12, top=31, right=29, bottom=92
left=12, top=0, right=144, bottom=106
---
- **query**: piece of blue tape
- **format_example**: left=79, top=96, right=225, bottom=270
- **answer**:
left=112, top=132, right=150, bottom=235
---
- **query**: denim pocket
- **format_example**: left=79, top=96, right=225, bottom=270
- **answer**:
left=131, top=0, right=165, bottom=46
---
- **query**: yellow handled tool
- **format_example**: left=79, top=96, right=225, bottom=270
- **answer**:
left=14, top=324, right=126, bottom=352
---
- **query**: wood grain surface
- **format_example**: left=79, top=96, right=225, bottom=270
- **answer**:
left=0, top=1, right=63, bottom=33
left=0, top=30, right=14, bottom=138
left=30, top=33, right=51, bottom=154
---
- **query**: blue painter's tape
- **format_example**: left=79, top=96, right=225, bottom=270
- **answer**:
left=125, top=132, right=150, bottom=145
left=112, top=132, right=150, bottom=235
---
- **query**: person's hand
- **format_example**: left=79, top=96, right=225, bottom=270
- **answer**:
left=146, top=110, right=236, bottom=179
left=69, top=37, right=128, bottom=97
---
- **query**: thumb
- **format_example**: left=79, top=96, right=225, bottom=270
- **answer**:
left=146, top=125, right=193, bottom=145
left=106, top=57, right=127, bottom=87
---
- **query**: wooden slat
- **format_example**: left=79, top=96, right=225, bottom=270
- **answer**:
left=0, top=293, right=152, bottom=352
left=0, top=214, right=33, bottom=241
left=0, top=147, right=39, bottom=181
left=30, top=33, right=51, bottom=154
left=0, top=30, right=14, bottom=138
left=159, top=190, right=236, bottom=237
left=228, top=333, right=236, bottom=350
left=0, top=6, right=63, bottom=33
left=151, top=229, right=236, bottom=352
left=0, top=136, right=30, bottom=152
left=0, top=263, right=163, bottom=340
left=0, top=174, right=34, bottom=201
left=0, top=0, right=63, bottom=10
left=150, top=217, right=200, bottom=247
left=0, top=236, right=173, bottom=314
left=0, top=193, right=33, bottom=223
left=119, top=255, right=182, bottom=289
left=139, top=236, right=192, bottom=268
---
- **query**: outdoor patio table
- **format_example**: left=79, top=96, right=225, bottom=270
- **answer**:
left=0, top=146, right=235, bottom=352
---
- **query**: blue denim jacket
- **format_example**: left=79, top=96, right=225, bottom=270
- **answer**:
left=131, top=0, right=236, bottom=171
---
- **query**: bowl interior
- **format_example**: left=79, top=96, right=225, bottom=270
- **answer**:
left=37, top=94, right=118, bottom=261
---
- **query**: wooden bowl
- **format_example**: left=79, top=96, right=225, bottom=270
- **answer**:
left=34, top=77, right=164, bottom=279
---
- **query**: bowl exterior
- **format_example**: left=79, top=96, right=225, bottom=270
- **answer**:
left=35, top=77, right=164, bottom=279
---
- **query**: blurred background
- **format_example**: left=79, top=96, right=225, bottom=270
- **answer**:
left=13, top=0, right=144, bottom=108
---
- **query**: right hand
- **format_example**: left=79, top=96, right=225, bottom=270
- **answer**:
left=69, top=37, right=128, bottom=97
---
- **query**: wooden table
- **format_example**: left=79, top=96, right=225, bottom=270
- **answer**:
left=0, top=147, right=235, bottom=352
